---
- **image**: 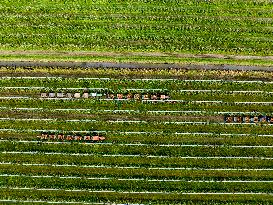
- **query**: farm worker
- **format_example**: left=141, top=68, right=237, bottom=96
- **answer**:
left=84, top=135, right=91, bottom=141
left=134, top=93, right=141, bottom=100
left=92, top=135, right=100, bottom=141
left=143, top=94, right=149, bottom=100
left=109, top=94, right=115, bottom=99
left=254, top=117, right=259, bottom=123
left=244, top=116, right=250, bottom=123
left=117, top=93, right=123, bottom=99
left=57, top=134, right=65, bottom=140
left=127, top=93, right=133, bottom=100
left=160, top=94, right=166, bottom=100
left=151, top=94, right=157, bottom=100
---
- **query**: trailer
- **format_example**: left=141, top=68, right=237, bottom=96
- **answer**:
left=37, top=132, right=106, bottom=142
left=224, top=115, right=273, bottom=124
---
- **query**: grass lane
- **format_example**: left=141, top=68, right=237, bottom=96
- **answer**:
left=1, top=163, right=273, bottom=180
left=2, top=78, right=273, bottom=91
left=2, top=119, right=273, bottom=135
left=3, top=98, right=273, bottom=113
left=1, top=153, right=273, bottom=169
left=1, top=140, right=273, bottom=157
left=2, top=68, right=273, bottom=81
left=1, top=187, right=272, bottom=204
left=1, top=176, right=273, bottom=192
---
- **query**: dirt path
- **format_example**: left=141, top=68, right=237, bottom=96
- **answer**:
left=0, top=50, right=273, bottom=71
left=1, top=50, right=273, bottom=61
left=1, top=60, right=273, bottom=71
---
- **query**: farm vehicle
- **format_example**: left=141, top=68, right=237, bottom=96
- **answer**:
left=40, top=89, right=170, bottom=100
left=224, top=115, right=273, bottom=124
left=107, top=92, right=170, bottom=100
left=37, top=132, right=106, bottom=142
left=40, top=91, right=105, bottom=99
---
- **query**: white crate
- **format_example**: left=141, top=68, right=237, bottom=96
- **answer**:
left=48, top=93, right=55, bottom=98
left=57, top=93, right=64, bottom=98
left=40, top=93, right=47, bottom=98
left=74, top=93, right=81, bottom=98
left=82, top=93, right=89, bottom=98
left=66, top=93, right=73, bottom=98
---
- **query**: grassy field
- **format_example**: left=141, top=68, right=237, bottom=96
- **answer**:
left=0, top=67, right=273, bottom=204
left=0, top=0, right=273, bottom=65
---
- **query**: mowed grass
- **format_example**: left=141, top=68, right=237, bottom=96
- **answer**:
left=1, top=67, right=273, bottom=204
left=0, top=0, right=273, bottom=65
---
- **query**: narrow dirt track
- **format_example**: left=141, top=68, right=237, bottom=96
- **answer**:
left=1, top=60, right=273, bottom=71
left=1, top=50, right=273, bottom=61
